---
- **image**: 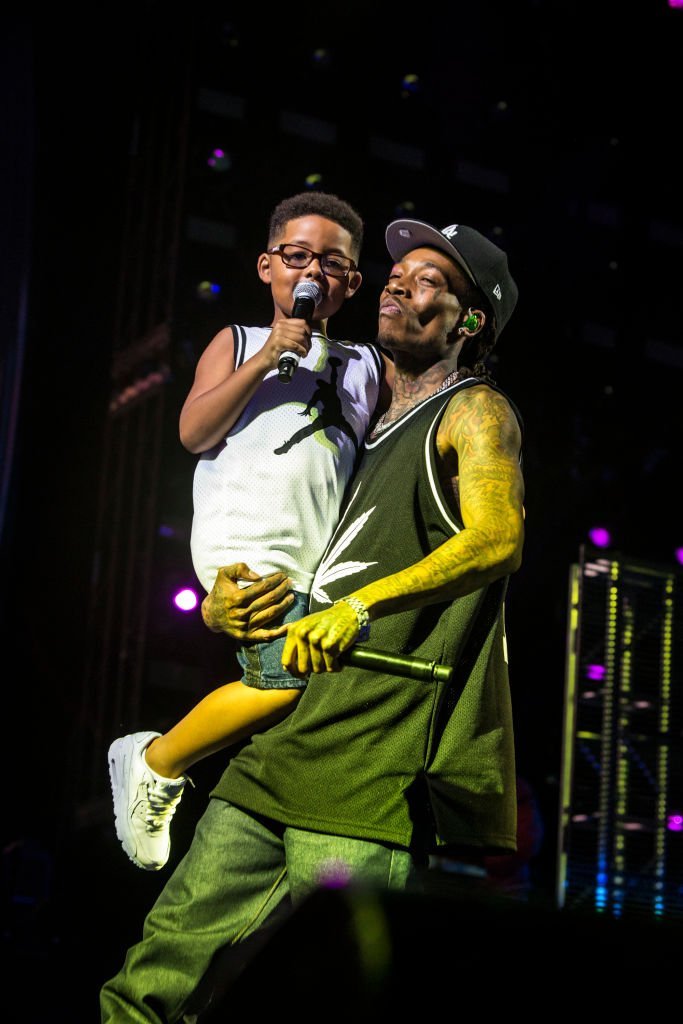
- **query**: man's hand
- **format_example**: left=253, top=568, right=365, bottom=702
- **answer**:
left=281, top=601, right=360, bottom=678
left=201, top=564, right=295, bottom=641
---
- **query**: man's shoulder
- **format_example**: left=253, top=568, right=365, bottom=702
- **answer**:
left=448, top=378, right=516, bottom=410
left=443, top=379, right=524, bottom=442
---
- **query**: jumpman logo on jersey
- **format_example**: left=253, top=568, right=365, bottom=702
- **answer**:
left=273, top=357, right=359, bottom=456
left=311, top=484, right=377, bottom=604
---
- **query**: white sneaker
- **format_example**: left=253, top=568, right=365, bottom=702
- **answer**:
left=107, top=731, right=188, bottom=871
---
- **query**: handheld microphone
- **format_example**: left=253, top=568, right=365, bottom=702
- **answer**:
left=339, top=645, right=453, bottom=683
left=278, top=280, right=323, bottom=382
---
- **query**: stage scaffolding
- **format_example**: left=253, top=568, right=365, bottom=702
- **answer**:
left=558, top=545, right=683, bottom=922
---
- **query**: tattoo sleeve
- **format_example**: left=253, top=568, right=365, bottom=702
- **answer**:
left=348, top=386, right=525, bottom=621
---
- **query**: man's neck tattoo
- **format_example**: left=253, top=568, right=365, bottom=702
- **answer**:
left=371, top=368, right=464, bottom=436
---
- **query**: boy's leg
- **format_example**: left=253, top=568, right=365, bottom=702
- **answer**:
left=100, top=799, right=290, bottom=1024
left=108, top=592, right=309, bottom=871
left=146, top=681, right=302, bottom=779
left=108, top=686, right=300, bottom=871
left=148, top=590, right=311, bottom=778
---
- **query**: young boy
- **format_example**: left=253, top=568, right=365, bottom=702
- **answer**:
left=107, top=192, right=391, bottom=871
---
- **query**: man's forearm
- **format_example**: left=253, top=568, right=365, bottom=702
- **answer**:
left=345, top=525, right=523, bottom=624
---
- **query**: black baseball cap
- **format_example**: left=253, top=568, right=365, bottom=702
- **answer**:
left=385, top=219, right=519, bottom=336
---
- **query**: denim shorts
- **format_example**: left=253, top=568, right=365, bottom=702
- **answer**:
left=236, top=590, right=310, bottom=690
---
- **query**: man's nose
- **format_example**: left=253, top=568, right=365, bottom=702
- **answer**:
left=385, top=277, right=406, bottom=294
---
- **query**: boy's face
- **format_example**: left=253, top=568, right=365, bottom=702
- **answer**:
left=258, top=215, right=362, bottom=324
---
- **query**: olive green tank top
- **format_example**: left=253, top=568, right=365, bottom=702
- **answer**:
left=212, top=378, right=521, bottom=854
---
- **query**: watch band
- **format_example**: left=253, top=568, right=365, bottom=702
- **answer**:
left=335, top=596, right=371, bottom=641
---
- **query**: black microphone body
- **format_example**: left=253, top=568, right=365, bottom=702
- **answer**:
left=339, top=645, right=453, bottom=683
left=278, top=280, right=323, bottom=382
left=292, top=293, right=317, bottom=320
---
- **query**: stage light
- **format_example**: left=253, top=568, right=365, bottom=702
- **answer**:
left=207, top=148, right=231, bottom=172
left=305, top=173, right=323, bottom=189
left=174, top=588, right=199, bottom=613
left=109, top=369, right=169, bottom=413
left=196, top=280, right=221, bottom=302
left=586, top=664, right=606, bottom=681
left=315, top=857, right=352, bottom=889
left=394, top=200, right=415, bottom=217
left=400, top=74, right=420, bottom=98
left=675, top=547, right=683, bottom=565
left=588, top=526, right=611, bottom=548
left=311, top=48, right=331, bottom=67
left=667, top=814, right=683, bottom=832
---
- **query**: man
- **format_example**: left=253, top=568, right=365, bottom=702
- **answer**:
left=101, top=217, right=524, bottom=1023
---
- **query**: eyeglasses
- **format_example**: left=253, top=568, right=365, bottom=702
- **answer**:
left=268, top=244, right=357, bottom=279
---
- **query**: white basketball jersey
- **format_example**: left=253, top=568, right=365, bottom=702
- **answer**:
left=190, top=325, right=383, bottom=594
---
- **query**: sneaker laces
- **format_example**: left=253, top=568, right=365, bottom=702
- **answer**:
left=143, top=778, right=188, bottom=833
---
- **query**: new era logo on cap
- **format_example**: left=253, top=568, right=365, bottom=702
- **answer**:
left=441, top=226, right=501, bottom=302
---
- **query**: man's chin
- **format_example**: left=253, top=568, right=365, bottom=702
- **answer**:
left=376, top=328, right=397, bottom=349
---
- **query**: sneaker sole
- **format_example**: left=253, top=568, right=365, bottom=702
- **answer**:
left=108, top=734, right=166, bottom=872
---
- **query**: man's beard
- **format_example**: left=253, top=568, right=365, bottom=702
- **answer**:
left=376, top=327, right=398, bottom=349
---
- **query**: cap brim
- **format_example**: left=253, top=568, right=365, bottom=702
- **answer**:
left=385, top=219, right=476, bottom=285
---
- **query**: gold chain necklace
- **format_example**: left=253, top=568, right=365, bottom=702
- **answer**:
left=370, top=369, right=464, bottom=437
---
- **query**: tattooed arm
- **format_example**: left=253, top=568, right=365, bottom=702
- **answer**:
left=282, top=384, right=524, bottom=675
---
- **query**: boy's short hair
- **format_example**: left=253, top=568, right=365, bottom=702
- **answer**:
left=268, top=192, right=364, bottom=261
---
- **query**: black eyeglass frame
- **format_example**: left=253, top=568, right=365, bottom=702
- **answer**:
left=267, top=244, right=357, bottom=278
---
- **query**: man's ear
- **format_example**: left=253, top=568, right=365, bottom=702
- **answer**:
left=345, top=270, right=362, bottom=299
left=462, top=309, right=486, bottom=336
left=257, top=253, right=271, bottom=283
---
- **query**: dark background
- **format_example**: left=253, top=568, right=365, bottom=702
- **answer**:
left=2, top=2, right=682, bottom=1018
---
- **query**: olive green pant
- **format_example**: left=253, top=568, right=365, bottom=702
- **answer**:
left=100, top=799, right=420, bottom=1023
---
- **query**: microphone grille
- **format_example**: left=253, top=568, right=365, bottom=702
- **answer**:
left=293, top=280, right=323, bottom=306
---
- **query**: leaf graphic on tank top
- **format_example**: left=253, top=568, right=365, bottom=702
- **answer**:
left=311, top=503, right=378, bottom=605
